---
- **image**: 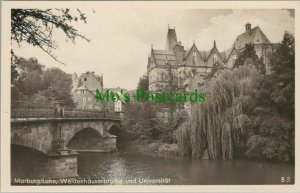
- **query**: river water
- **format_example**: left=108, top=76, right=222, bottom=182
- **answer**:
left=77, top=152, right=294, bottom=185
left=11, top=146, right=294, bottom=185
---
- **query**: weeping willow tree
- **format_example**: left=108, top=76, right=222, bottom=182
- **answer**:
left=177, top=64, right=258, bottom=160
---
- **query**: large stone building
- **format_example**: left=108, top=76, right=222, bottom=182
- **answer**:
left=72, top=71, right=104, bottom=110
left=72, top=72, right=125, bottom=113
left=147, top=22, right=276, bottom=91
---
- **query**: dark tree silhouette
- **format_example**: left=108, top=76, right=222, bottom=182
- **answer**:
left=270, top=32, right=295, bottom=118
left=11, top=9, right=90, bottom=65
left=234, top=43, right=266, bottom=75
left=137, top=74, right=149, bottom=92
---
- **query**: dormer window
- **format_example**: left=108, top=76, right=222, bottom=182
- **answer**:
left=232, top=54, right=237, bottom=60
left=213, top=54, right=218, bottom=65
left=213, top=54, right=218, bottom=61
left=192, top=51, right=197, bottom=65
left=84, top=78, right=87, bottom=81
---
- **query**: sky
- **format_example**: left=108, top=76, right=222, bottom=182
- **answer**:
left=12, top=9, right=295, bottom=90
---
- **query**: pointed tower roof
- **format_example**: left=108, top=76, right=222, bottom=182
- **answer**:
left=166, top=27, right=178, bottom=50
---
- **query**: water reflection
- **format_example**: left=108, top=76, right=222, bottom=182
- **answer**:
left=11, top=146, right=294, bottom=185
left=77, top=152, right=294, bottom=185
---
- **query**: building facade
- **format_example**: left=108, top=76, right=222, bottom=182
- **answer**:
left=105, top=88, right=126, bottom=113
left=147, top=22, right=276, bottom=91
left=72, top=71, right=104, bottom=110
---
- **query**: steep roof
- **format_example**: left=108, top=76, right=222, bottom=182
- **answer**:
left=165, top=28, right=178, bottom=50
left=199, top=50, right=211, bottom=60
left=75, top=85, right=96, bottom=95
left=76, top=85, right=89, bottom=90
left=152, top=49, right=178, bottom=66
left=79, top=72, right=102, bottom=91
left=234, top=26, right=271, bottom=49
left=219, top=46, right=236, bottom=61
left=184, top=43, right=205, bottom=61
left=219, top=51, right=226, bottom=62
left=204, top=44, right=226, bottom=63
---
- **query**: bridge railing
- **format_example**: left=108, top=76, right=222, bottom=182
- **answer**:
left=11, top=101, right=120, bottom=120
left=11, top=101, right=56, bottom=119
left=64, top=107, right=120, bottom=120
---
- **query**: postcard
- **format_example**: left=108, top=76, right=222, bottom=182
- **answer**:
left=1, top=1, right=299, bottom=192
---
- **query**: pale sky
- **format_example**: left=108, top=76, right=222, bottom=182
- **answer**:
left=12, top=9, right=294, bottom=90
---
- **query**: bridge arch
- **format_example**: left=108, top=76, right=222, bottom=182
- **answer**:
left=108, top=125, right=121, bottom=136
left=61, top=121, right=120, bottom=151
left=11, top=143, right=49, bottom=156
left=67, top=127, right=102, bottom=149
left=11, top=123, right=53, bottom=154
left=62, top=121, right=106, bottom=146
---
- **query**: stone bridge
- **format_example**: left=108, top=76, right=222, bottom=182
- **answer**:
left=11, top=101, right=121, bottom=179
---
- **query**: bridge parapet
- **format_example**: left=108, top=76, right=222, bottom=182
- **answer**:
left=11, top=101, right=120, bottom=120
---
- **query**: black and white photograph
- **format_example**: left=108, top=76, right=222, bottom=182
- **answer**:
left=1, top=1, right=299, bottom=192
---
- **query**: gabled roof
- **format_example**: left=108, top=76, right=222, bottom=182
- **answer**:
left=199, top=50, right=211, bottom=60
left=206, top=45, right=226, bottom=63
left=234, top=26, right=271, bottom=49
left=76, top=85, right=89, bottom=90
left=219, top=51, right=226, bottom=62
left=78, top=72, right=102, bottom=91
left=166, top=28, right=178, bottom=50
left=151, top=49, right=178, bottom=66
left=75, top=85, right=96, bottom=95
left=184, top=43, right=205, bottom=61
left=219, top=46, right=236, bottom=62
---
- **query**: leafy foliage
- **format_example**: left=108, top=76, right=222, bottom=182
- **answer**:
left=179, top=64, right=259, bottom=160
left=137, top=74, right=149, bottom=92
left=270, top=32, right=295, bottom=118
left=246, top=115, right=293, bottom=161
left=176, top=32, right=294, bottom=161
left=11, top=9, right=89, bottom=64
left=245, top=32, right=295, bottom=161
left=234, top=44, right=266, bottom=75
left=121, top=103, right=157, bottom=139
left=11, top=57, right=75, bottom=106
left=153, top=66, right=184, bottom=125
left=122, top=102, right=188, bottom=144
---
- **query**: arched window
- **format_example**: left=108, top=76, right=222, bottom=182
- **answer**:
left=161, top=73, right=164, bottom=81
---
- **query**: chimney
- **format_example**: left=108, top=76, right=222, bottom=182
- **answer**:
left=245, top=22, right=251, bottom=32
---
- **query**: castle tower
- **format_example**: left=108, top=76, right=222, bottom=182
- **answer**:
left=166, top=26, right=178, bottom=50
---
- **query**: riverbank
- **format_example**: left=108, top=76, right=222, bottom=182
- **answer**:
left=122, top=139, right=179, bottom=157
